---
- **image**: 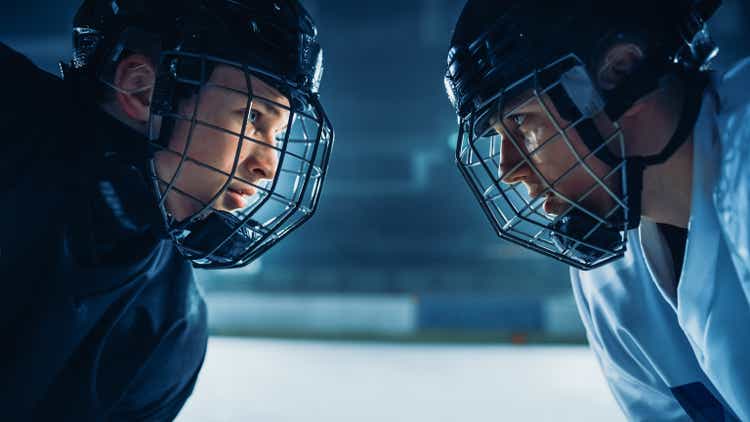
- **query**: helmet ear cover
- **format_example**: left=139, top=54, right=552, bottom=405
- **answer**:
left=150, top=53, right=216, bottom=118
left=601, top=55, right=666, bottom=121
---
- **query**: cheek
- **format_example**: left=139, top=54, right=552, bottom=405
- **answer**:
left=553, top=148, right=615, bottom=205
left=180, top=92, right=246, bottom=167
left=530, top=135, right=574, bottom=177
left=521, top=114, right=561, bottom=156
left=153, top=150, right=180, bottom=183
left=174, top=122, right=245, bottom=171
left=167, top=119, right=192, bottom=153
left=543, top=126, right=597, bottom=175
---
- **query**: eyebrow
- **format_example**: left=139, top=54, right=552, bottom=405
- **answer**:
left=502, top=98, right=537, bottom=117
left=253, top=100, right=291, bottom=133
left=498, top=86, right=540, bottom=114
left=216, top=80, right=290, bottom=129
left=254, top=99, right=282, bottom=117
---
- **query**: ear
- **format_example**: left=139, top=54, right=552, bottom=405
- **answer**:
left=596, top=43, right=649, bottom=118
left=596, top=43, right=645, bottom=89
left=112, top=54, right=156, bottom=123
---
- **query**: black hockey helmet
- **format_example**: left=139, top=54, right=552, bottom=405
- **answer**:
left=68, top=0, right=334, bottom=268
left=445, top=0, right=720, bottom=269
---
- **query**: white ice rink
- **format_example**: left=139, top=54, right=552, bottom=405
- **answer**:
left=176, top=337, right=624, bottom=422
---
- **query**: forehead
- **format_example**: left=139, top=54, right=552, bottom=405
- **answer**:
left=208, top=64, right=290, bottom=107
left=486, top=88, right=541, bottom=128
left=500, top=87, right=542, bottom=115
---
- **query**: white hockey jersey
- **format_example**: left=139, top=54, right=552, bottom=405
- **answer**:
left=571, top=59, right=750, bottom=422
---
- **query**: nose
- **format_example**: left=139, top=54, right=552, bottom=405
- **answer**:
left=498, top=131, right=531, bottom=184
left=244, top=131, right=279, bottom=182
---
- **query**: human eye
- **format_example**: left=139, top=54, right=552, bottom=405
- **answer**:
left=233, top=107, right=259, bottom=125
left=248, top=109, right=260, bottom=124
left=509, top=113, right=527, bottom=127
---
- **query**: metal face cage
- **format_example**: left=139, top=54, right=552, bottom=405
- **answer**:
left=455, top=55, right=630, bottom=270
left=148, top=51, right=333, bottom=268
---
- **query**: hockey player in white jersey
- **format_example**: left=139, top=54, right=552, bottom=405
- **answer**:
left=444, top=0, right=749, bottom=419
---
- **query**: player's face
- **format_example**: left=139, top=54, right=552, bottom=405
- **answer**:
left=492, top=91, right=617, bottom=218
left=155, top=65, right=290, bottom=221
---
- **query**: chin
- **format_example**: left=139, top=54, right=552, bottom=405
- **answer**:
left=543, top=196, right=567, bottom=216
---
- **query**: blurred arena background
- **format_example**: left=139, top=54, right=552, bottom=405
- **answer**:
left=3, top=0, right=749, bottom=420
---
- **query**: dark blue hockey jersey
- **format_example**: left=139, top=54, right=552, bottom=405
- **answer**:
left=0, top=43, right=208, bottom=421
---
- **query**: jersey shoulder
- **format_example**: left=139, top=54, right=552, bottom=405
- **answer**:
left=0, top=43, right=73, bottom=187
left=716, top=57, right=750, bottom=114
left=712, top=57, right=750, bottom=299
left=0, top=42, right=67, bottom=114
left=97, top=253, right=209, bottom=419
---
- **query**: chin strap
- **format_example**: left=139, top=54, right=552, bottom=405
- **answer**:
left=548, top=61, right=706, bottom=230
left=622, top=71, right=709, bottom=229
left=178, top=211, right=260, bottom=264
left=549, top=71, right=708, bottom=265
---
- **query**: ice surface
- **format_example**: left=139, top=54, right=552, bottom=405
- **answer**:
left=176, top=337, right=623, bottom=422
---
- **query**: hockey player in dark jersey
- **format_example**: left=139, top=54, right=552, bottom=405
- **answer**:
left=0, top=0, right=333, bottom=420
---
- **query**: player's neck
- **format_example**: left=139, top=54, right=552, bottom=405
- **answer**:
left=624, top=79, right=693, bottom=228
left=637, top=80, right=694, bottom=229
left=640, top=135, right=694, bottom=228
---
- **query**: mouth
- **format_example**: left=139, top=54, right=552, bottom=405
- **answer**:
left=526, top=183, right=550, bottom=200
left=524, top=185, right=562, bottom=214
left=528, top=188, right=545, bottom=200
left=224, top=186, right=257, bottom=209
left=543, top=193, right=568, bottom=216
